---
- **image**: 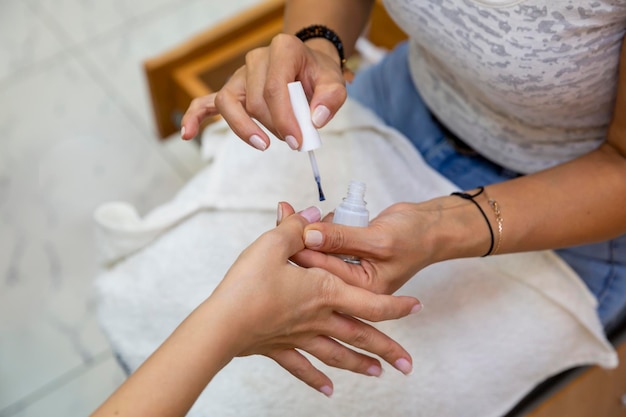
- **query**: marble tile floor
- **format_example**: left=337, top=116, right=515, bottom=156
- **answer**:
left=0, top=0, right=260, bottom=415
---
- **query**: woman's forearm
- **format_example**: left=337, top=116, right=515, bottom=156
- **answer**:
left=435, top=145, right=626, bottom=262
left=284, top=0, right=374, bottom=58
left=489, top=145, right=626, bottom=252
left=435, top=39, right=626, bottom=260
left=90, top=301, right=238, bottom=417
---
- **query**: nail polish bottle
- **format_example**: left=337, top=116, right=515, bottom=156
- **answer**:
left=333, top=180, right=369, bottom=264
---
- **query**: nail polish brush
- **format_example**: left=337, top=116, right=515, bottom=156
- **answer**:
left=287, top=81, right=326, bottom=201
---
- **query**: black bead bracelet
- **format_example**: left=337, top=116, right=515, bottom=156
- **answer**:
left=295, top=24, right=346, bottom=69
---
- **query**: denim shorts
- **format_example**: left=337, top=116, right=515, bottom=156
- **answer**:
left=347, top=42, right=626, bottom=334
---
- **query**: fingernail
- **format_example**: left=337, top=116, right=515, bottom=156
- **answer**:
left=410, top=303, right=423, bottom=314
left=180, top=126, right=186, bottom=139
left=249, top=134, right=267, bottom=151
left=394, top=358, right=413, bottom=375
left=276, top=203, right=283, bottom=224
left=366, top=365, right=383, bottom=377
left=312, top=105, right=330, bottom=128
left=319, top=385, right=333, bottom=397
left=299, top=206, right=322, bottom=223
left=285, top=135, right=299, bottom=150
left=304, top=230, right=323, bottom=247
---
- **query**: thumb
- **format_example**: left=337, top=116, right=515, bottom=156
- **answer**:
left=308, top=82, right=347, bottom=129
left=271, top=206, right=322, bottom=259
left=303, top=222, right=374, bottom=257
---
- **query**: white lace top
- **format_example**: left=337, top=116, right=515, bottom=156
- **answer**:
left=383, top=0, right=626, bottom=173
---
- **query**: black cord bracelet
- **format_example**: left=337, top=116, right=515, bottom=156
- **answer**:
left=451, top=186, right=494, bottom=257
left=295, top=25, right=346, bottom=69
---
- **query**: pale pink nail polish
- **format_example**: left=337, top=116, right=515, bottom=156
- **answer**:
left=410, top=303, right=423, bottom=314
left=319, top=385, right=333, bottom=397
left=304, top=230, right=323, bottom=247
left=285, top=135, right=299, bottom=150
left=180, top=126, right=186, bottom=139
left=249, top=134, right=267, bottom=151
left=299, top=206, right=322, bottom=223
left=276, top=203, right=283, bottom=223
left=312, top=105, right=330, bottom=127
left=394, top=358, right=413, bottom=375
left=367, top=365, right=383, bottom=377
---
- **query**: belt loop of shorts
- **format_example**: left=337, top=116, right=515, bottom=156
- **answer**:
left=445, top=134, right=478, bottom=156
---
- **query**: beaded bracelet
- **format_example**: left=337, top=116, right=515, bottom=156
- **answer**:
left=295, top=25, right=346, bottom=69
left=451, top=186, right=494, bottom=257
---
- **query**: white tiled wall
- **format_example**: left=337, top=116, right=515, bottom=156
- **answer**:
left=0, top=0, right=260, bottom=415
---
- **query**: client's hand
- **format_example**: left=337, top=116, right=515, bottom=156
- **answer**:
left=91, top=204, right=422, bottom=417
left=211, top=204, right=421, bottom=395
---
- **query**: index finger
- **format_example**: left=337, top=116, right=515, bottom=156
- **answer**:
left=180, top=93, right=218, bottom=140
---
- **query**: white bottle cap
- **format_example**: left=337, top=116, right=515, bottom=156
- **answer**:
left=287, top=81, right=322, bottom=152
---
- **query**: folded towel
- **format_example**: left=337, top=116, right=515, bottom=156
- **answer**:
left=94, top=98, right=617, bottom=417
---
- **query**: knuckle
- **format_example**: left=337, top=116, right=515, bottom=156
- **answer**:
left=289, top=363, right=309, bottom=379
left=326, top=349, right=348, bottom=367
left=332, top=85, right=348, bottom=104
left=351, top=327, right=373, bottom=347
left=359, top=273, right=381, bottom=294
left=262, top=229, right=290, bottom=248
left=213, top=89, right=227, bottom=110
left=244, top=95, right=266, bottom=116
left=189, top=97, right=202, bottom=109
left=244, top=47, right=265, bottom=66
left=325, top=229, right=347, bottom=252
left=377, top=339, right=398, bottom=360
left=316, top=273, right=339, bottom=305
left=271, top=33, right=299, bottom=49
left=364, top=300, right=386, bottom=321
left=263, top=77, right=283, bottom=102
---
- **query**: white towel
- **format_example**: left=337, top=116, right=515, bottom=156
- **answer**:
left=94, top=98, right=617, bottom=417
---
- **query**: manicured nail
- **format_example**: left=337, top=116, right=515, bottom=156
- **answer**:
left=276, top=203, right=283, bottom=224
left=285, top=135, right=299, bottom=150
left=366, top=365, right=383, bottom=377
left=312, top=105, right=330, bottom=128
left=180, top=126, right=186, bottom=139
left=304, top=230, right=323, bottom=247
left=319, top=385, right=333, bottom=397
left=410, top=303, right=423, bottom=314
left=299, top=206, right=322, bottom=223
left=394, top=358, right=413, bottom=375
left=249, top=134, right=267, bottom=151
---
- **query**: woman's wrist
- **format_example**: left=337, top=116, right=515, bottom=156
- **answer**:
left=193, top=297, right=253, bottom=358
left=421, top=195, right=493, bottom=263
left=295, top=25, right=345, bottom=69
left=301, top=37, right=344, bottom=67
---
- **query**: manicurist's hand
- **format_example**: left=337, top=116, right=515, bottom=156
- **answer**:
left=287, top=198, right=491, bottom=295
left=180, top=35, right=346, bottom=151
